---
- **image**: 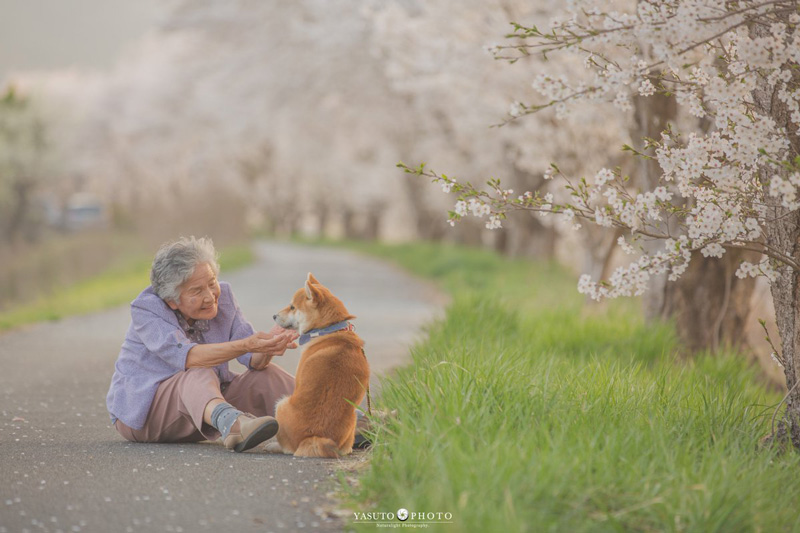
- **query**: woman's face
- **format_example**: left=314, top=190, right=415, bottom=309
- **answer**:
left=167, top=263, right=221, bottom=322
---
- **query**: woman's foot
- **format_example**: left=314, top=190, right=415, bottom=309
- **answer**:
left=223, top=414, right=279, bottom=452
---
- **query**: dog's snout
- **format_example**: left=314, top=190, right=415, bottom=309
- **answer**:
left=273, top=314, right=277, bottom=320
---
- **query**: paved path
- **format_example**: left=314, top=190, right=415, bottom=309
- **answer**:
left=0, top=241, right=445, bottom=533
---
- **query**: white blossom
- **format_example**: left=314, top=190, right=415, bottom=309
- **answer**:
left=594, top=168, right=614, bottom=186
left=700, top=243, right=725, bottom=258
left=617, top=235, right=636, bottom=255
left=638, top=79, right=656, bottom=97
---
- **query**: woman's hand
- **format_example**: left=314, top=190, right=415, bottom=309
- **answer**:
left=266, top=323, right=297, bottom=338
left=241, top=330, right=294, bottom=354
left=268, top=325, right=300, bottom=353
left=247, top=327, right=299, bottom=370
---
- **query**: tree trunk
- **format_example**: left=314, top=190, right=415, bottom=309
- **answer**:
left=634, top=94, right=756, bottom=352
left=455, top=219, right=484, bottom=247
left=402, top=178, right=447, bottom=241
left=506, top=212, right=557, bottom=259
left=582, top=226, right=624, bottom=304
left=502, top=152, right=558, bottom=259
left=364, top=205, right=384, bottom=241
left=493, top=226, right=509, bottom=255
left=764, top=209, right=800, bottom=446
left=342, top=209, right=356, bottom=240
left=657, top=249, right=759, bottom=352
left=752, top=18, right=800, bottom=446
left=5, top=179, right=33, bottom=245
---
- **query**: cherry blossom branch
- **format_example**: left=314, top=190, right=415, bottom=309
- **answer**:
left=674, top=18, right=755, bottom=56
left=698, top=0, right=793, bottom=22
left=722, top=243, right=800, bottom=270
left=399, top=159, right=800, bottom=275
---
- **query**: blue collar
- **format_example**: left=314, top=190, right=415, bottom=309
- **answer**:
left=298, top=320, right=354, bottom=346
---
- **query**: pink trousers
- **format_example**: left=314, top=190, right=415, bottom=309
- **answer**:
left=114, top=364, right=295, bottom=443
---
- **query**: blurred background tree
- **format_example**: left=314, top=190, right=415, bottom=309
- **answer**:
left=0, top=87, right=52, bottom=246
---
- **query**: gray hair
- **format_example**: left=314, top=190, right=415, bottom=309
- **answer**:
left=150, top=236, right=220, bottom=304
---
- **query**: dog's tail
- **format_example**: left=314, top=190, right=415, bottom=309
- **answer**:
left=294, top=436, right=339, bottom=458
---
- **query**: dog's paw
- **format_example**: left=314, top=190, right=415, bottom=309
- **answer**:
left=263, top=439, right=285, bottom=454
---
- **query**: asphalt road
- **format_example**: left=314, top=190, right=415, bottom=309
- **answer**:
left=0, top=241, right=445, bottom=533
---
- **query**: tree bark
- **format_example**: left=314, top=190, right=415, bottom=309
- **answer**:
left=764, top=208, right=800, bottom=446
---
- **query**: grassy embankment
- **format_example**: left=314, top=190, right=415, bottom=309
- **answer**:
left=0, top=244, right=254, bottom=332
left=339, top=241, right=800, bottom=532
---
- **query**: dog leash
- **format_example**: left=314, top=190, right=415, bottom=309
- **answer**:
left=361, top=345, right=372, bottom=416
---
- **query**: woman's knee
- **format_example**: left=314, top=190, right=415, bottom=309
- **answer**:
left=257, top=363, right=295, bottom=390
left=248, top=367, right=294, bottom=399
left=180, top=367, right=223, bottom=389
left=184, top=367, right=218, bottom=379
left=114, top=420, right=140, bottom=443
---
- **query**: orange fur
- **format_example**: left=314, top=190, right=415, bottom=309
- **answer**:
left=294, top=436, right=339, bottom=458
left=271, top=273, right=369, bottom=458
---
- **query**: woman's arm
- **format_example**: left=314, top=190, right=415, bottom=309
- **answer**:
left=185, top=331, right=295, bottom=369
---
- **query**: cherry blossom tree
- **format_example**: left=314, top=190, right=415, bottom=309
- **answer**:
left=366, top=0, right=632, bottom=261
left=406, top=1, right=800, bottom=445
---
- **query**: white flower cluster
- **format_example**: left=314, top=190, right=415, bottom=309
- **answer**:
left=578, top=235, right=696, bottom=300
left=513, top=1, right=799, bottom=299
left=486, top=215, right=503, bottom=229
left=467, top=198, right=491, bottom=217
left=735, top=258, right=777, bottom=282
left=617, top=235, right=636, bottom=255
left=769, top=173, right=800, bottom=210
left=531, top=74, right=573, bottom=103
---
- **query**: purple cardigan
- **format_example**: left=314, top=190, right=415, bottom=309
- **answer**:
left=106, top=281, right=254, bottom=430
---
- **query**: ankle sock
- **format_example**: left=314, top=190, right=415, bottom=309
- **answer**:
left=209, top=402, right=243, bottom=439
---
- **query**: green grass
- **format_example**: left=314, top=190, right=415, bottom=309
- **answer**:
left=0, top=243, right=255, bottom=331
left=338, top=241, right=800, bottom=532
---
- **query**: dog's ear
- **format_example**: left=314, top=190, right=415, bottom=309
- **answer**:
left=304, top=278, right=323, bottom=303
left=307, top=272, right=320, bottom=285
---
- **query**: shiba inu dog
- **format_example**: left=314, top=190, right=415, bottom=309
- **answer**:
left=267, top=273, right=370, bottom=458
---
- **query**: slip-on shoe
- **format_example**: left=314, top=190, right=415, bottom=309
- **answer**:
left=223, top=414, right=279, bottom=453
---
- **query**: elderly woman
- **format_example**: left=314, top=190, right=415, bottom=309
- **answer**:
left=106, top=236, right=297, bottom=452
